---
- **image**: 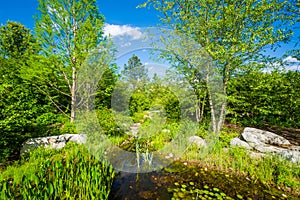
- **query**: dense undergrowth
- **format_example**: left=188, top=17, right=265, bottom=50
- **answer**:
left=0, top=143, right=115, bottom=199
left=1, top=108, right=299, bottom=199
left=97, top=107, right=300, bottom=195
left=1, top=1, right=299, bottom=199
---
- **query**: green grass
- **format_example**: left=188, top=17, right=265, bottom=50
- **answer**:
left=132, top=118, right=300, bottom=195
left=0, top=142, right=115, bottom=199
left=97, top=108, right=300, bottom=195
left=183, top=139, right=300, bottom=195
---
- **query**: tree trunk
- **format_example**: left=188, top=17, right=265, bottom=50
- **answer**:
left=70, top=20, right=77, bottom=122
left=217, top=81, right=227, bottom=132
left=70, top=66, right=76, bottom=122
left=199, top=91, right=207, bottom=123
left=206, top=71, right=217, bottom=133
left=195, top=91, right=207, bottom=123
left=195, top=100, right=201, bottom=123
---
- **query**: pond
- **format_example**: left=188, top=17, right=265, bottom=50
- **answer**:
left=109, top=161, right=299, bottom=200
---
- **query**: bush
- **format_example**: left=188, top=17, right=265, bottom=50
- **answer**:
left=227, top=70, right=300, bottom=127
left=129, top=92, right=150, bottom=115
left=35, top=112, right=60, bottom=126
left=60, top=121, right=77, bottom=134
left=96, top=108, right=123, bottom=136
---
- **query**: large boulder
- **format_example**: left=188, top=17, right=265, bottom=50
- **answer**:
left=230, top=138, right=252, bottom=150
left=254, top=144, right=286, bottom=154
left=279, top=150, right=300, bottom=163
left=240, top=127, right=291, bottom=146
left=21, top=134, right=86, bottom=154
left=188, top=136, right=207, bottom=147
left=230, top=127, right=300, bottom=163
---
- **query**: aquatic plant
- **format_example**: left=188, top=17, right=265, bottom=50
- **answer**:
left=0, top=143, right=115, bottom=199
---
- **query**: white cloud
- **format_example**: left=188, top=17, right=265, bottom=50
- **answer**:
left=103, top=24, right=143, bottom=40
left=145, top=63, right=169, bottom=78
left=283, top=56, right=300, bottom=71
left=121, top=42, right=132, bottom=47
left=261, top=56, right=300, bottom=72
left=283, top=56, right=299, bottom=63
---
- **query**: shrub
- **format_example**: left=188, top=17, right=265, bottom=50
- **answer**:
left=129, top=92, right=150, bottom=115
left=96, top=108, right=123, bottom=136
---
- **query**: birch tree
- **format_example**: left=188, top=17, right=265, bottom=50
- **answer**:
left=34, top=0, right=105, bottom=122
left=141, top=0, right=296, bottom=132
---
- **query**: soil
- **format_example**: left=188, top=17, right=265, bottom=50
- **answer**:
left=262, top=126, right=300, bottom=146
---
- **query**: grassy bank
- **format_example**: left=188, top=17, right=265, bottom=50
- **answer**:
left=0, top=143, right=115, bottom=199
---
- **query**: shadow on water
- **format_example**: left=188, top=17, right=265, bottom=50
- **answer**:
left=109, top=161, right=299, bottom=200
left=109, top=171, right=172, bottom=200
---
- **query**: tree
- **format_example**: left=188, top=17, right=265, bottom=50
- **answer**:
left=141, top=0, right=296, bottom=132
left=164, top=66, right=208, bottom=122
left=94, top=64, right=119, bottom=109
left=0, top=22, right=54, bottom=161
left=227, top=69, right=300, bottom=127
left=122, top=54, right=149, bottom=89
left=111, top=54, right=149, bottom=114
left=286, top=1, right=300, bottom=60
left=32, top=0, right=105, bottom=122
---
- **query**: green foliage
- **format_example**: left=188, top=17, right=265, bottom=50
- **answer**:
left=164, top=94, right=181, bottom=122
left=184, top=143, right=300, bottom=193
left=35, top=0, right=105, bottom=62
left=285, top=2, right=300, bottom=60
left=0, top=22, right=57, bottom=162
left=142, top=0, right=296, bottom=132
left=60, top=121, right=77, bottom=135
left=0, top=21, right=37, bottom=59
left=227, top=70, right=300, bottom=127
left=132, top=111, right=149, bottom=123
left=95, top=64, right=119, bottom=109
left=170, top=183, right=233, bottom=200
left=129, top=92, right=150, bottom=116
left=0, top=143, right=115, bottom=199
left=32, top=0, right=106, bottom=122
left=144, top=0, right=295, bottom=68
left=96, top=108, right=123, bottom=136
left=122, top=54, right=149, bottom=88
left=35, top=113, right=61, bottom=126
left=148, top=85, right=181, bottom=122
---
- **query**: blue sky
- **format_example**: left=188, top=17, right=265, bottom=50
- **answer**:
left=0, top=0, right=160, bottom=29
left=0, top=0, right=298, bottom=64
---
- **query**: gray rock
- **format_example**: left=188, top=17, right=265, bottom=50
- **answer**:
left=253, top=144, right=300, bottom=163
left=288, top=146, right=300, bottom=152
left=230, top=138, right=252, bottom=150
left=51, top=142, right=66, bottom=149
left=241, top=127, right=290, bottom=146
left=21, top=134, right=87, bottom=154
left=188, top=136, right=206, bottom=147
left=67, top=134, right=86, bottom=143
left=279, top=150, right=300, bottom=163
left=231, top=127, right=300, bottom=163
left=254, top=144, right=284, bottom=154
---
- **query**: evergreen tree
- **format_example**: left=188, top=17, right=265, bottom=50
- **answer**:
left=122, top=54, right=149, bottom=89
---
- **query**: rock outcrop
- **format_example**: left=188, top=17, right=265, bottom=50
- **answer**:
left=241, top=127, right=290, bottom=146
left=230, top=127, right=300, bottom=163
left=21, top=134, right=86, bottom=154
